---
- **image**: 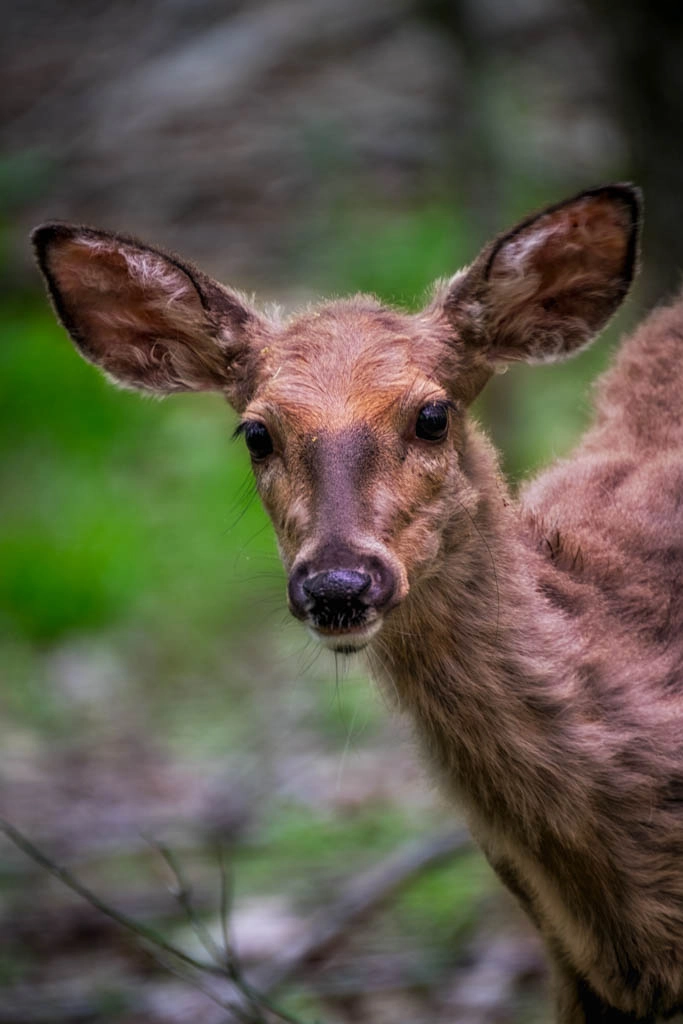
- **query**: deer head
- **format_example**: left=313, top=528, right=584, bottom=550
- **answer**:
left=33, top=186, right=640, bottom=652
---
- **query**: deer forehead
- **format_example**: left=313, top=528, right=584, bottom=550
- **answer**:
left=250, top=301, right=450, bottom=433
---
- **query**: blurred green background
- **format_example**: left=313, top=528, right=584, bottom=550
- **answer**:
left=1, top=2, right=681, bottom=1022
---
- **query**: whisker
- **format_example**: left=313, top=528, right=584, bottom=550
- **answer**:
left=231, top=523, right=275, bottom=573
left=297, top=640, right=325, bottom=677
left=335, top=702, right=361, bottom=794
left=222, top=473, right=259, bottom=534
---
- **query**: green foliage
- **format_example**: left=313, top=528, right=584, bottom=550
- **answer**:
left=0, top=305, right=279, bottom=649
left=395, top=851, right=492, bottom=940
left=312, top=202, right=470, bottom=307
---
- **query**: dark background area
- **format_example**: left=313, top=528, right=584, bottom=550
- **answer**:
left=1, top=2, right=682, bottom=1021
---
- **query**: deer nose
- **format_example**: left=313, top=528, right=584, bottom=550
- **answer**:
left=302, top=569, right=371, bottom=604
left=299, top=569, right=372, bottom=631
left=288, top=566, right=374, bottom=629
left=288, top=554, right=398, bottom=630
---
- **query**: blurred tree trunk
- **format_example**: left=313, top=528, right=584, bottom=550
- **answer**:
left=418, top=0, right=506, bottom=240
left=589, top=0, right=683, bottom=301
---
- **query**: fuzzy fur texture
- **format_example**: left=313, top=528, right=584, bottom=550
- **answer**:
left=34, top=186, right=683, bottom=1022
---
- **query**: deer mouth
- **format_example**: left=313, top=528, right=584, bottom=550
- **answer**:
left=309, top=617, right=383, bottom=653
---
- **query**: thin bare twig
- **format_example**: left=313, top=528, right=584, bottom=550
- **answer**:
left=0, top=818, right=313, bottom=1024
left=142, top=941, right=249, bottom=1021
left=150, top=839, right=272, bottom=1022
left=218, top=842, right=235, bottom=962
left=0, top=818, right=470, bottom=1024
left=0, top=817, right=218, bottom=976
left=150, top=838, right=226, bottom=968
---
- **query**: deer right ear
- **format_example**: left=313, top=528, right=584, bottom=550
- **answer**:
left=441, top=185, right=641, bottom=371
left=32, top=223, right=268, bottom=411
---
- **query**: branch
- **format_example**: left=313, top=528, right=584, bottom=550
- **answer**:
left=0, top=817, right=217, bottom=976
left=256, top=827, right=471, bottom=994
left=150, top=838, right=227, bottom=968
left=0, top=818, right=307, bottom=1024
left=0, top=817, right=471, bottom=1024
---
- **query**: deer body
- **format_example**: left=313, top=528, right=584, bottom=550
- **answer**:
left=375, top=354, right=683, bottom=1019
left=33, top=185, right=683, bottom=1022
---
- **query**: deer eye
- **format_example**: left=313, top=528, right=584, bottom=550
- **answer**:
left=415, top=402, right=449, bottom=442
left=243, top=421, right=274, bottom=460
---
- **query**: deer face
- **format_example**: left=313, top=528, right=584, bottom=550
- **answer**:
left=237, top=302, right=475, bottom=649
left=32, top=186, right=640, bottom=651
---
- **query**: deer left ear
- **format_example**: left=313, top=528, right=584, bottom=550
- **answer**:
left=443, top=184, right=641, bottom=366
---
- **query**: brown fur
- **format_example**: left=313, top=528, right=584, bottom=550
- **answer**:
left=32, top=185, right=683, bottom=1022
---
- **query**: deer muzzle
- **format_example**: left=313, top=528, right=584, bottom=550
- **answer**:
left=288, top=552, right=398, bottom=650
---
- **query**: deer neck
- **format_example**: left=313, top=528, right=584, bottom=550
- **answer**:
left=367, top=429, right=588, bottom=838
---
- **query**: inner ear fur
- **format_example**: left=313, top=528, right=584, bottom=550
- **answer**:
left=443, top=184, right=642, bottom=367
left=32, top=222, right=266, bottom=408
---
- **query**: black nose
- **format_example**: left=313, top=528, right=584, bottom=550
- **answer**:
left=302, top=569, right=371, bottom=603
left=288, top=553, right=397, bottom=630
left=291, top=568, right=371, bottom=630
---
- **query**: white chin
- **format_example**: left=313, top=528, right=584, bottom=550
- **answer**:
left=309, top=619, right=382, bottom=652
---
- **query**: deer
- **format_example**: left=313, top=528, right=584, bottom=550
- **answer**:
left=32, top=184, right=683, bottom=1023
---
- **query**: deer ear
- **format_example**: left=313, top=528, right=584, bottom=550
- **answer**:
left=443, top=185, right=641, bottom=366
left=32, top=223, right=267, bottom=411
